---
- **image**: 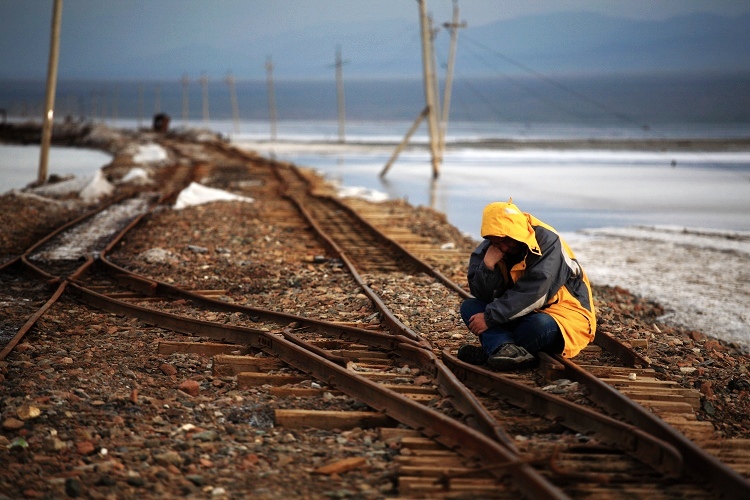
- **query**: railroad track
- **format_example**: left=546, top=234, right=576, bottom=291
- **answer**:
left=1, top=132, right=748, bottom=498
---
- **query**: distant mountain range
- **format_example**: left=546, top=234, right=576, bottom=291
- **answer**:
left=5, top=11, right=750, bottom=80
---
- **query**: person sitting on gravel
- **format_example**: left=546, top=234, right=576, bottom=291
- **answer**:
left=457, top=200, right=596, bottom=370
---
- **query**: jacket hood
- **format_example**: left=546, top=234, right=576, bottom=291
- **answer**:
left=480, top=201, right=542, bottom=255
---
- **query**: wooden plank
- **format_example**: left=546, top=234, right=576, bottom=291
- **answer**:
left=400, top=436, right=444, bottom=450
left=381, top=384, right=436, bottom=394
left=398, top=465, right=483, bottom=477
left=599, top=378, right=679, bottom=387
left=380, top=428, right=422, bottom=440
left=632, top=400, right=696, bottom=414
left=213, top=354, right=285, bottom=375
left=237, top=373, right=309, bottom=388
left=158, top=341, right=250, bottom=357
left=405, top=393, right=438, bottom=404
left=332, top=350, right=390, bottom=359
left=399, top=477, right=502, bottom=494
left=313, top=457, right=367, bottom=475
left=395, top=456, right=465, bottom=466
left=355, top=372, right=414, bottom=381
left=624, top=390, right=701, bottom=410
left=274, top=409, right=395, bottom=430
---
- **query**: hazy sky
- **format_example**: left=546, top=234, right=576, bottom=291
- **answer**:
left=4, top=0, right=750, bottom=41
left=2, top=0, right=750, bottom=79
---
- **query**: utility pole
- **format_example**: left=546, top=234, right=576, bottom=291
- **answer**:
left=226, top=71, right=240, bottom=134
left=419, top=0, right=442, bottom=179
left=200, top=72, right=210, bottom=123
left=334, top=45, right=348, bottom=144
left=381, top=0, right=444, bottom=179
left=154, top=83, right=162, bottom=114
left=137, top=82, right=144, bottom=128
left=265, top=56, right=278, bottom=141
left=441, top=0, right=466, bottom=147
left=181, top=73, right=190, bottom=126
left=38, top=0, right=63, bottom=185
left=111, top=85, right=119, bottom=124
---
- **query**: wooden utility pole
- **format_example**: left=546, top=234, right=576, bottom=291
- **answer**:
left=226, top=72, right=240, bottom=134
left=38, top=0, right=63, bottom=185
left=335, top=45, right=347, bottom=143
left=181, top=73, right=190, bottom=126
left=137, top=82, right=144, bottom=128
left=265, top=57, right=278, bottom=141
left=380, top=106, right=429, bottom=178
left=200, top=72, right=210, bottom=123
left=419, top=0, right=442, bottom=178
left=382, top=0, right=446, bottom=179
left=111, top=85, right=119, bottom=123
left=154, top=84, right=162, bottom=114
left=441, top=0, right=466, bottom=147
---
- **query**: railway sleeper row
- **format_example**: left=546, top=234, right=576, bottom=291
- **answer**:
left=3, top=135, right=749, bottom=497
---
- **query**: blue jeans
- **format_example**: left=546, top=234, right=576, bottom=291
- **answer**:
left=460, top=298, right=565, bottom=356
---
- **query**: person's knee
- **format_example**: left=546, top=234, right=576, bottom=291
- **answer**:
left=460, top=298, right=484, bottom=324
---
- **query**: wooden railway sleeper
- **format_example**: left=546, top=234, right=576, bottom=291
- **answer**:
left=442, top=350, right=684, bottom=478
left=553, top=353, right=750, bottom=498
left=66, top=281, right=570, bottom=500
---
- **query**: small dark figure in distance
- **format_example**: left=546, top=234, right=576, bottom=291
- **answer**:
left=457, top=200, right=596, bottom=370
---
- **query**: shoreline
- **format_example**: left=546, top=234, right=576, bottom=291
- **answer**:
left=235, top=136, right=750, bottom=153
left=3, top=121, right=750, bottom=153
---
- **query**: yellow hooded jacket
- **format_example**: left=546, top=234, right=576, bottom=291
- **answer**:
left=467, top=201, right=596, bottom=358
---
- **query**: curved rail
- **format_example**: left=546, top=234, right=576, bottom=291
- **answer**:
left=4, top=134, right=747, bottom=497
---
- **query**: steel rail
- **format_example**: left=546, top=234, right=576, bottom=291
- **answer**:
left=552, top=353, right=750, bottom=498
left=65, top=281, right=570, bottom=500
left=92, top=254, right=520, bottom=453
left=260, top=186, right=542, bottom=455
left=11, top=137, right=738, bottom=494
left=2, top=194, right=137, bottom=359
left=197, top=142, right=747, bottom=488
left=18, top=193, right=135, bottom=281
left=93, top=254, right=699, bottom=483
left=442, top=349, right=683, bottom=477
left=270, top=160, right=750, bottom=490
left=279, top=159, right=651, bottom=370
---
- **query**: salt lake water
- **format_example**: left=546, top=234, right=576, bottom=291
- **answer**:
left=230, top=119, right=750, bottom=239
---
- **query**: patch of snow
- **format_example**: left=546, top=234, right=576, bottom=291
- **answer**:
left=173, top=182, right=254, bottom=210
left=565, top=226, right=750, bottom=350
left=132, top=143, right=169, bottom=164
left=29, top=168, right=113, bottom=201
left=119, top=167, right=152, bottom=185
left=337, top=185, right=389, bottom=203
left=79, top=169, right=114, bottom=202
left=30, top=196, right=152, bottom=261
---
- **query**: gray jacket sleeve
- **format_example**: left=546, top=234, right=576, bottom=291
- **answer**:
left=467, top=228, right=571, bottom=326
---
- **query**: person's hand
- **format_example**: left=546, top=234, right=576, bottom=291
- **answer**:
left=468, top=312, right=488, bottom=335
left=484, top=245, right=504, bottom=269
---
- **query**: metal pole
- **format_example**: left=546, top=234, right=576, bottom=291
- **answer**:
left=38, top=0, right=63, bottom=185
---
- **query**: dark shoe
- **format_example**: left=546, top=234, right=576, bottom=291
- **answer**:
left=457, top=344, right=487, bottom=365
left=487, top=343, right=535, bottom=371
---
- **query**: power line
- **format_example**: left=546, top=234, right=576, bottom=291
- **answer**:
left=460, top=33, right=646, bottom=127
